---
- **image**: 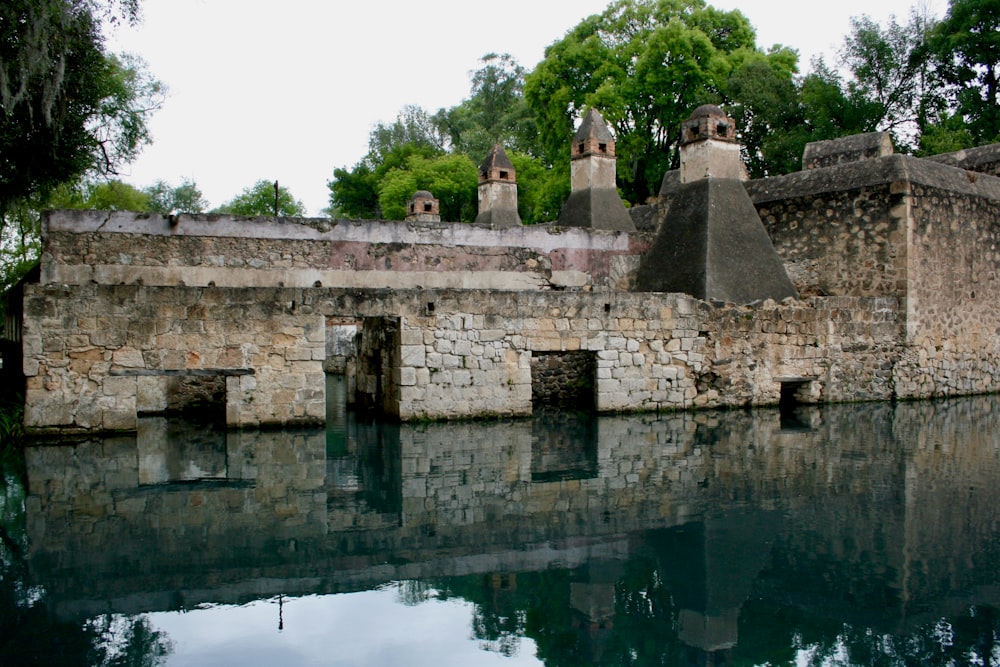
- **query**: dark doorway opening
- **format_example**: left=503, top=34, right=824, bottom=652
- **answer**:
left=779, top=380, right=813, bottom=432
left=530, top=351, right=596, bottom=411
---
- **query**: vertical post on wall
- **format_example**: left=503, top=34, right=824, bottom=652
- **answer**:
left=273, top=180, right=279, bottom=216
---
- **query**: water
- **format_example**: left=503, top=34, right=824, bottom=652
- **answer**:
left=5, top=381, right=1000, bottom=665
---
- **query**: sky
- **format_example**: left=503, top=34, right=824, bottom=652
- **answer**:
left=148, top=589, right=544, bottom=666
left=105, top=0, right=947, bottom=216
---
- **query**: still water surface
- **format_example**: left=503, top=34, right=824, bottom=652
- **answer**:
left=5, top=379, right=1000, bottom=665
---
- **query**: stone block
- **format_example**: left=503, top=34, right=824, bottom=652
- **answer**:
left=401, top=345, right=426, bottom=367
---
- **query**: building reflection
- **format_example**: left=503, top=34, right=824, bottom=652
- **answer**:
left=19, top=393, right=1000, bottom=663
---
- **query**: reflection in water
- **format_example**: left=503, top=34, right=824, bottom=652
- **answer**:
left=5, top=386, right=1000, bottom=664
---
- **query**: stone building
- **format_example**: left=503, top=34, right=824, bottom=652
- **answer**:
left=7, top=105, right=1000, bottom=434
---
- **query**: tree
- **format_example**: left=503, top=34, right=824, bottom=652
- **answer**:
left=836, top=11, right=944, bottom=152
left=0, top=0, right=162, bottom=292
left=507, top=152, right=566, bottom=224
left=434, top=53, right=538, bottom=159
left=378, top=153, right=477, bottom=222
left=328, top=104, right=446, bottom=220
left=215, top=180, right=306, bottom=217
left=0, top=0, right=163, bottom=214
left=330, top=142, right=441, bottom=219
left=144, top=179, right=207, bottom=214
left=49, top=179, right=150, bottom=211
left=722, top=47, right=804, bottom=176
left=367, top=105, right=446, bottom=166
left=524, top=0, right=766, bottom=203
left=930, top=0, right=1000, bottom=144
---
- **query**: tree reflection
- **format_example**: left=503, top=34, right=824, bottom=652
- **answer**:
left=427, top=557, right=1000, bottom=666
left=0, top=464, right=173, bottom=666
left=86, top=614, right=174, bottom=667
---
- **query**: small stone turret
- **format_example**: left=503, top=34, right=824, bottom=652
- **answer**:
left=679, top=104, right=747, bottom=182
left=405, top=190, right=440, bottom=222
left=635, top=104, right=796, bottom=304
left=475, top=143, right=522, bottom=228
left=557, top=108, right=635, bottom=231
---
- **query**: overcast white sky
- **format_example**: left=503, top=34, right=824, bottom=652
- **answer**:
left=106, top=0, right=946, bottom=215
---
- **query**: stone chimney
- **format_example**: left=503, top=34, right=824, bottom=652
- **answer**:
left=405, top=190, right=441, bottom=222
left=679, top=104, right=747, bottom=182
left=556, top=108, right=635, bottom=231
left=634, top=105, right=796, bottom=304
left=475, top=143, right=522, bottom=228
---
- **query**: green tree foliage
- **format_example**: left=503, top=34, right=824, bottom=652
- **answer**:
left=48, top=179, right=150, bottom=211
left=0, top=199, right=42, bottom=294
left=434, top=53, right=538, bottom=159
left=143, top=179, right=207, bottom=214
left=215, top=180, right=306, bottom=217
left=328, top=106, right=445, bottom=219
left=524, top=0, right=773, bottom=203
left=0, top=0, right=162, bottom=292
left=0, top=1, right=163, bottom=214
left=508, top=152, right=566, bottom=224
left=722, top=48, right=803, bottom=176
left=835, top=11, right=944, bottom=152
left=931, top=0, right=1000, bottom=144
left=330, top=55, right=555, bottom=223
left=367, top=105, right=445, bottom=166
left=378, top=153, right=477, bottom=222
left=797, top=61, right=874, bottom=140
left=330, top=143, right=441, bottom=219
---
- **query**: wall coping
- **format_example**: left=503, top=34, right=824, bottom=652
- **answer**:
left=42, top=209, right=643, bottom=253
left=746, top=154, right=1000, bottom=204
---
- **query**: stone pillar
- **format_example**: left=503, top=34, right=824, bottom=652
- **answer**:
left=557, top=108, right=635, bottom=231
left=476, top=143, right=522, bottom=228
left=635, top=104, right=797, bottom=304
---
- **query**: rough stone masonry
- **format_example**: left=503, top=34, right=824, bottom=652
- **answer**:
left=9, top=108, right=1000, bottom=434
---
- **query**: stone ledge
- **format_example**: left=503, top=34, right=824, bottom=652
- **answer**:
left=746, top=154, right=1000, bottom=204
left=110, top=368, right=254, bottom=376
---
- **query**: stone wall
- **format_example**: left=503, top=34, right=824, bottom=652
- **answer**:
left=40, top=210, right=650, bottom=292
left=748, top=156, right=912, bottom=298
left=385, top=291, right=905, bottom=419
left=22, top=282, right=913, bottom=430
left=747, top=155, right=1000, bottom=400
left=21, top=283, right=326, bottom=433
left=925, top=143, right=1000, bottom=178
left=17, top=152, right=1000, bottom=433
left=897, top=174, right=1000, bottom=397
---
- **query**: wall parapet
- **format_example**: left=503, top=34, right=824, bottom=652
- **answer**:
left=41, top=210, right=650, bottom=292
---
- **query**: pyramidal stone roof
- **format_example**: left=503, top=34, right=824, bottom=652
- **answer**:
left=480, top=143, right=514, bottom=172
left=574, top=107, right=615, bottom=143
